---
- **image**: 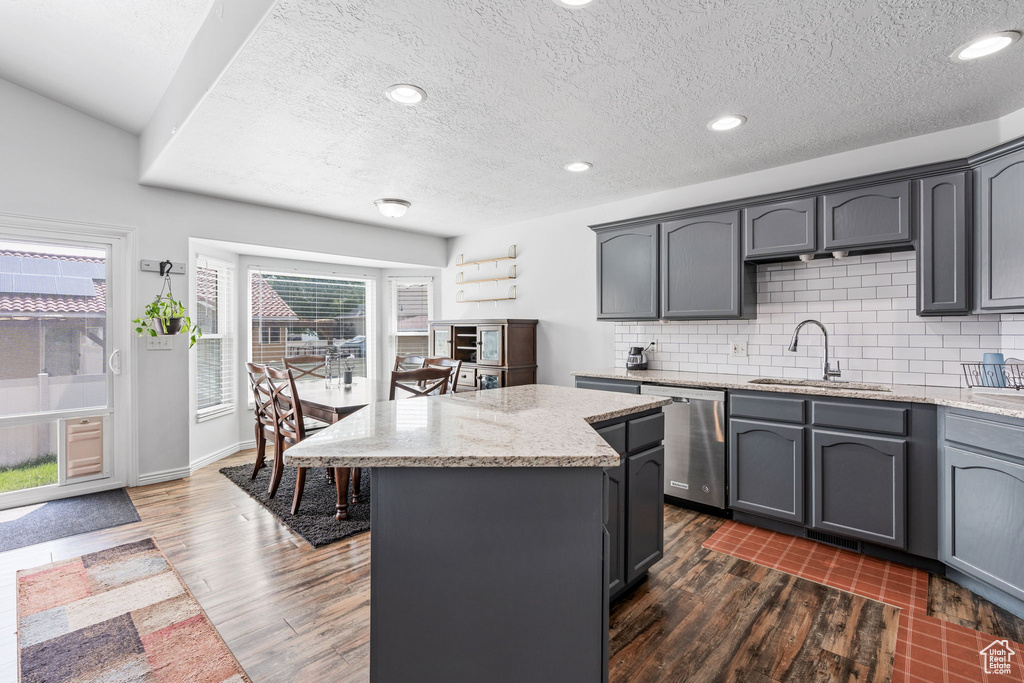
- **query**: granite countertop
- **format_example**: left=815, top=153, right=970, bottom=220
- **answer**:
left=282, top=384, right=671, bottom=469
left=572, top=368, right=1024, bottom=420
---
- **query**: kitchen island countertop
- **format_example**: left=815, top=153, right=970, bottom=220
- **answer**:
left=283, top=383, right=671, bottom=469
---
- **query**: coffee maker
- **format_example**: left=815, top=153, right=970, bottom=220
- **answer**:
left=626, top=343, right=653, bottom=370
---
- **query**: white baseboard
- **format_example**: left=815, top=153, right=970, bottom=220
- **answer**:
left=189, top=439, right=258, bottom=475
left=136, top=466, right=191, bottom=487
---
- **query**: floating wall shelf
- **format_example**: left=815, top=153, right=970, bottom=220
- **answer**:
left=456, top=264, right=517, bottom=285
left=457, top=285, right=517, bottom=304
left=456, top=244, right=517, bottom=268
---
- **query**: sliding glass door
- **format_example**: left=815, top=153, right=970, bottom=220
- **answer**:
left=0, top=228, right=128, bottom=507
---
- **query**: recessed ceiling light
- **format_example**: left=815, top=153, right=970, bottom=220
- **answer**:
left=707, top=115, right=747, bottom=131
left=564, top=161, right=593, bottom=172
left=375, top=198, right=411, bottom=218
left=385, top=84, right=427, bottom=105
left=553, top=0, right=594, bottom=7
left=952, top=31, right=1020, bottom=61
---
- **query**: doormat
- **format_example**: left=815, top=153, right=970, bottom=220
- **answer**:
left=17, top=538, right=250, bottom=683
left=0, top=488, right=140, bottom=553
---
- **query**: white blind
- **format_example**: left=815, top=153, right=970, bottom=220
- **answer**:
left=195, top=255, right=235, bottom=419
left=250, top=268, right=375, bottom=379
left=389, top=277, right=433, bottom=360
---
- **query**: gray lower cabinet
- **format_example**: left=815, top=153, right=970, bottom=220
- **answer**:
left=942, top=445, right=1024, bottom=602
left=976, top=148, right=1024, bottom=312
left=661, top=210, right=755, bottom=319
left=822, top=180, right=912, bottom=250
left=626, top=445, right=665, bottom=584
left=917, top=172, right=971, bottom=315
left=811, top=429, right=907, bottom=548
left=604, top=460, right=627, bottom=598
left=743, top=197, right=817, bottom=259
left=596, top=223, right=659, bottom=320
left=729, top=419, right=805, bottom=524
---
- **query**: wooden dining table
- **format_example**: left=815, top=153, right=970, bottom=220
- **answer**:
left=288, top=377, right=388, bottom=520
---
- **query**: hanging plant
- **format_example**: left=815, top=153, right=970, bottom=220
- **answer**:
left=132, top=261, right=203, bottom=348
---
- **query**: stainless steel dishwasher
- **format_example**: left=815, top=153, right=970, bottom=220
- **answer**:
left=640, top=384, right=727, bottom=509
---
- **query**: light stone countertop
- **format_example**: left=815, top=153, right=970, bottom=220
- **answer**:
left=572, top=368, right=1024, bottom=420
left=282, top=384, right=671, bottom=469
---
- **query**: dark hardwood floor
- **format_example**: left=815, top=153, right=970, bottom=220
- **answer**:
left=2, top=448, right=1021, bottom=682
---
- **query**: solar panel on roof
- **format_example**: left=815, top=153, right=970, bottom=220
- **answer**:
left=0, top=256, right=21, bottom=274
left=21, top=258, right=61, bottom=276
left=54, top=277, right=97, bottom=296
left=58, top=261, right=105, bottom=279
left=0, top=273, right=12, bottom=292
left=10, top=274, right=58, bottom=294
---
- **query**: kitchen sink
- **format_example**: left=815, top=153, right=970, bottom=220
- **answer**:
left=747, top=378, right=892, bottom=392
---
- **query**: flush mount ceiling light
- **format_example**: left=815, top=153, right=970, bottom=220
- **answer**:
left=384, top=83, right=427, bottom=105
left=564, top=161, right=593, bottom=172
left=707, top=115, right=747, bottom=131
left=375, top=198, right=411, bottom=218
left=552, top=0, right=595, bottom=7
left=953, top=31, right=1020, bottom=61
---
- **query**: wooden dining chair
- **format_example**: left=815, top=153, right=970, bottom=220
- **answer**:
left=389, top=367, right=453, bottom=399
left=426, top=357, right=463, bottom=392
left=246, top=363, right=276, bottom=486
left=283, top=355, right=328, bottom=381
left=393, top=354, right=427, bottom=371
left=265, top=367, right=333, bottom=516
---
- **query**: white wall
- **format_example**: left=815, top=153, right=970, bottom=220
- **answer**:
left=0, top=77, right=447, bottom=482
left=442, top=106, right=1024, bottom=385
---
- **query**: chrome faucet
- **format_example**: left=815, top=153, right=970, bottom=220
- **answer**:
left=787, top=319, right=842, bottom=381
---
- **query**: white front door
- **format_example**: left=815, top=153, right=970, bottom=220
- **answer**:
left=0, top=219, right=133, bottom=509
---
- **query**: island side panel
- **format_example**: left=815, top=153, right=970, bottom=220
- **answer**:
left=370, top=466, right=607, bottom=683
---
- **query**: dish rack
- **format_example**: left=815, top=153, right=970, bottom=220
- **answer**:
left=962, top=362, right=1024, bottom=391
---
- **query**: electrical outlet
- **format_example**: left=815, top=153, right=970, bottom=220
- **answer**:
left=729, top=337, right=747, bottom=358
left=146, top=336, right=173, bottom=350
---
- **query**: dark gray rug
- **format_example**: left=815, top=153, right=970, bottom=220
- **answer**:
left=219, top=462, right=371, bottom=548
left=0, top=489, right=141, bottom=553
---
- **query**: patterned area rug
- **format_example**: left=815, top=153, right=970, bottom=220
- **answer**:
left=219, top=463, right=371, bottom=548
left=17, top=538, right=250, bottom=683
left=705, top=521, right=1024, bottom=682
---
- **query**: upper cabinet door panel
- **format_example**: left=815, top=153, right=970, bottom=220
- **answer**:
left=743, top=197, right=817, bottom=259
left=917, top=172, right=970, bottom=316
left=822, top=181, right=912, bottom=250
left=661, top=210, right=752, bottom=319
left=977, top=149, right=1024, bottom=311
left=596, top=224, right=659, bottom=320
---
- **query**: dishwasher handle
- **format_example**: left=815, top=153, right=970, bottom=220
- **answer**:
left=640, top=384, right=726, bottom=402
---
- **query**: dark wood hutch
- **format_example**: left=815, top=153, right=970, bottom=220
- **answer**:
left=428, top=319, right=537, bottom=391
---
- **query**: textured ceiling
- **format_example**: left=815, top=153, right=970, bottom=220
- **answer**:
left=17, top=0, right=1024, bottom=235
left=0, top=0, right=212, bottom=132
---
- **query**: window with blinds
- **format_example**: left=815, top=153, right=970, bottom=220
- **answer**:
left=195, top=256, right=235, bottom=420
left=389, top=277, right=433, bottom=360
left=250, top=268, right=375, bottom=379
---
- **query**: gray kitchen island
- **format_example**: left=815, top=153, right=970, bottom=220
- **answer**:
left=283, top=384, right=670, bottom=683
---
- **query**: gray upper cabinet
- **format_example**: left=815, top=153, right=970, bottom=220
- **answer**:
left=811, top=430, right=907, bottom=549
left=976, top=148, right=1024, bottom=312
left=942, top=445, right=1024, bottom=602
left=917, top=172, right=971, bottom=316
left=729, top=419, right=805, bottom=524
left=596, top=223, right=659, bottom=320
left=661, top=210, right=755, bottom=319
left=821, top=180, right=912, bottom=250
left=743, top=197, right=817, bottom=259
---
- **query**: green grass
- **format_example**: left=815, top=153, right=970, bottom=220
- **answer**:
left=0, top=454, right=58, bottom=494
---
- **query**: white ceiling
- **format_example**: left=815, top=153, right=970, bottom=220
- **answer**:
left=0, top=0, right=212, bottom=132
left=5, top=0, right=1024, bottom=236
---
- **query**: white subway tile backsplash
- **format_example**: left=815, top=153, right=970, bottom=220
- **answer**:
left=612, top=254, right=1023, bottom=388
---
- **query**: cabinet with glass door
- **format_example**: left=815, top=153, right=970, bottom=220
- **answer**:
left=426, top=319, right=537, bottom=392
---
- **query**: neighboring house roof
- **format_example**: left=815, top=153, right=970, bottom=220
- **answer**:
left=251, top=273, right=298, bottom=320
left=0, top=250, right=106, bottom=316
left=398, top=314, right=428, bottom=332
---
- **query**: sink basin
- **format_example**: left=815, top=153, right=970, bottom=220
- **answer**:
left=747, top=378, right=892, bottom=392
